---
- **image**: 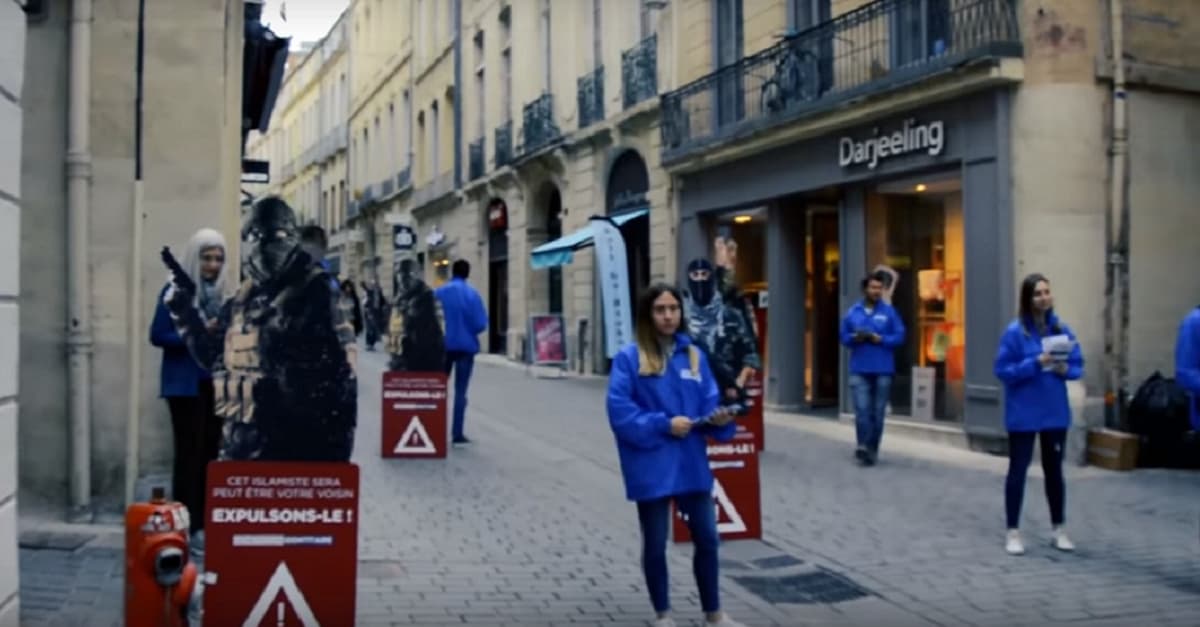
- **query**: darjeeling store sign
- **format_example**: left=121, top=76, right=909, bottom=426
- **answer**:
left=838, top=118, right=945, bottom=170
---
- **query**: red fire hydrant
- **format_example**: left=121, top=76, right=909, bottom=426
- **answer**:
left=124, top=487, right=199, bottom=627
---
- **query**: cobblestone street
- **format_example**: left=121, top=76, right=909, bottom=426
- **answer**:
left=18, top=351, right=1200, bottom=626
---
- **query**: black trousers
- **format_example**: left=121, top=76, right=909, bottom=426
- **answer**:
left=166, top=379, right=222, bottom=533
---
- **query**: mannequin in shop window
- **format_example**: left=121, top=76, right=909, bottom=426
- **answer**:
left=682, top=256, right=761, bottom=413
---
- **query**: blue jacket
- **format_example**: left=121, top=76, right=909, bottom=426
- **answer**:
left=149, top=283, right=210, bottom=398
left=435, top=278, right=488, bottom=354
left=993, top=313, right=1084, bottom=433
left=606, top=334, right=735, bottom=502
left=1174, top=307, right=1200, bottom=431
left=320, top=259, right=339, bottom=291
left=839, top=300, right=906, bottom=375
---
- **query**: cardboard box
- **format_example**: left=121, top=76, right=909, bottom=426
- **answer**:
left=1087, top=429, right=1139, bottom=471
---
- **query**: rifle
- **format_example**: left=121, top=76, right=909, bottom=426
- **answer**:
left=160, top=246, right=197, bottom=294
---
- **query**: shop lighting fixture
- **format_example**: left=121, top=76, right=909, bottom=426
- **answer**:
left=733, top=215, right=752, bottom=224
left=915, top=184, right=927, bottom=192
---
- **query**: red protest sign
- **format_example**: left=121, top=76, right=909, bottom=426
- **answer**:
left=381, top=372, right=448, bottom=458
left=672, top=428, right=761, bottom=543
left=202, top=462, right=359, bottom=627
left=743, top=373, right=765, bottom=452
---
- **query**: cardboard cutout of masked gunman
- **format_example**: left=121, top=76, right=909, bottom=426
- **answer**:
left=163, top=196, right=358, bottom=462
left=683, top=258, right=761, bottom=410
left=386, top=257, right=446, bottom=372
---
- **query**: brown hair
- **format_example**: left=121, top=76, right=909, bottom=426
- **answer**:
left=635, top=283, right=683, bottom=375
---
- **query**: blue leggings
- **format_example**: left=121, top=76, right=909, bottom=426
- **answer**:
left=1006, top=429, right=1067, bottom=529
left=636, top=492, right=721, bottom=614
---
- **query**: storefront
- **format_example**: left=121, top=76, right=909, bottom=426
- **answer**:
left=676, top=90, right=1014, bottom=438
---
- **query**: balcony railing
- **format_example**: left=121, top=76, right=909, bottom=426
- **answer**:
left=520, top=94, right=561, bottom=156
left=577, top=66, right=605, bottom=128
left=396, top=166, right=411, bottom=191
left=660, top=0, right=1021, bottom=160
left=622, top=34, right=658, bottom=109
left=347, top=199, right=360, bottom=220
left=381, top=176, right=395, bottom=197
left=468, top=137, right=486, bottom=181
left=361, top=183, right=376, bottom=205
left=413, top=171, right=455, bottom=208
left=494, top=120, right=513, bottom=168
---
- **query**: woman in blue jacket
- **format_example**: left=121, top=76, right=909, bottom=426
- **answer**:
left=993, top=273, right=1083, bottom=556
left=149, top=228, right=228, bottom=551
left=606, top=283, right=745, bottom=627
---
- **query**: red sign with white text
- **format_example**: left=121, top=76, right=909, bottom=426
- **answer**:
left=203, top=462, right=359, bottom=627
left=381, top=372, right=448, bottom=458
left=743, top=373, right=764, bottom=452
left=672, top=428, right=762, bottom=543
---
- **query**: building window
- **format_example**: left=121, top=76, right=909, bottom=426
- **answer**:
left=403, top=91, right=412, bottom=167
left=431, top=101, right=441, bottom=177
left=474, top=31, right=486, bottom=138
left=417, top=111, right=426, bottom=180
left=592, top=0, right=602, bottom=69
left=500, top=8, right=512, bottom=122
left=640, top=0, right=663, bottom=38
left=388, top=103, right=396, bottom=177
left=373, top=116, right=382, bottom=182
left=362, top=128, right=369, bottom=187
left=864, top=175, right=965, bottom=422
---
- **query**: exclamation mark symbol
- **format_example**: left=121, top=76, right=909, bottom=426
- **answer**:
left=276, top=601, right=285, bottom=626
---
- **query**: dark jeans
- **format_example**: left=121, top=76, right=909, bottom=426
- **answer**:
left=636, top=491, right=721, bottom=614
left=1005, top=429, right=1067, bottom=529
left=850, top=373, right=891, bottom=455
left=443, top=351, right=476, bottom=440
left=166, top=379, right=222, bottom=533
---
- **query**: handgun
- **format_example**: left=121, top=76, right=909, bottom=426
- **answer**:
left=160, top=246, right=197, bottom=294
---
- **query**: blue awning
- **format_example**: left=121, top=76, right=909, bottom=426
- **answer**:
left=530, top=207, right=649, bottom=269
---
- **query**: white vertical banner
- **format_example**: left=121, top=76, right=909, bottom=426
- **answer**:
left=591, top=216, right=633, bottom=358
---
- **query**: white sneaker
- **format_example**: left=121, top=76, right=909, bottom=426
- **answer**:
left=1052, top=527, right=1076, bottom=552
left=1005, top=529, right=1025, bottom=555
left=653, top=618, right=677, bottom=627
left=707, top=614, right=748, bottom=627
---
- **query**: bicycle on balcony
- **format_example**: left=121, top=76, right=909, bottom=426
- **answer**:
left=758, top=39, right=820, bottom=115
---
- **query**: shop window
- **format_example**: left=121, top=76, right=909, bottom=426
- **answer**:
left=865, top=177, right=964, bottom=422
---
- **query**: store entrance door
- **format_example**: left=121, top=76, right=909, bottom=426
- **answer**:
left=808, top=207, right=840, bottom=406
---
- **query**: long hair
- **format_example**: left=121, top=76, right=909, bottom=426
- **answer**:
left=1018, top=272, right=1059, bottom=334
left=635, top=283, right=683, bottom=375
left=179, top=228, right=229, bottom=305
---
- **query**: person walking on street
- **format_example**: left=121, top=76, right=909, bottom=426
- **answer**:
left=606, top=283, right=745, bottom=627
left=435, top=259, right=488, bottom=446
left=340, top=279, right=364, bottom=337
left=993, top=273, right=1083, bottom=555
left=149, top=227, right=228, bottom=555
left=362, top=277, right=386, bottom=351
left=1174, top=305, right=1200, bottom=434
left=840, top=270, right=906, bottom=466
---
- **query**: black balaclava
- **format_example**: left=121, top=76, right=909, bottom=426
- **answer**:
left=242, top=196, right=302, bottom=285
left=687, top=258, right=716, bottom=307
left=397, top=258, right=421, bottom=295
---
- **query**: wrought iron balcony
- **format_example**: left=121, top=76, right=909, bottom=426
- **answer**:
left=381, top=176, right=395, bottom=197
left=468, top=137, right=486, bottom=181
left=361, top=183, right=376, bottom=204
left=660, top=0, right=1021, bottom=161
left=622, top=34, right=658, bottom=109
left=347, top=199, right=360, bottom=220
left=577, top=66, right=605, bottom=128
left=494, top=120, right=513, bottom=168
left=520, top=94, right=561, bottom=156
left=396, top=166, right=411, bottom=191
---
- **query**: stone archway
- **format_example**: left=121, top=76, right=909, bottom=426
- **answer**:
left=605, top=149, right=652, bottom=316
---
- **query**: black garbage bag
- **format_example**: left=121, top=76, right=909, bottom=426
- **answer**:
left=1127, top=372, right=1197, bottom=468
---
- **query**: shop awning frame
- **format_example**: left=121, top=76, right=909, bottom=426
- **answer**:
left=529, top=207, right=649, bottom=269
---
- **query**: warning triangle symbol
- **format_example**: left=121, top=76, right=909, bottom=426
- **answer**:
left=242, top=561, right=319, bottom=627
left=712, top=479, right=747, bottom=534
left=393, top=415, right=437, bottom=454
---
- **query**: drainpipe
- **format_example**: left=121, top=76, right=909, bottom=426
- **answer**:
left=124, top=0, right=147, bottom=508
left=452, top=0, right=463, bottom=189
left=67, top=0, right=95, bottom=522
left=1105, top=0, right=1130, bottom=428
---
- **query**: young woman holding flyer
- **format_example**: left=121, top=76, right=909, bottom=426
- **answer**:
left=993, top=273, right=1084, bottom=555
left=605, top=283, right=745, bottom=627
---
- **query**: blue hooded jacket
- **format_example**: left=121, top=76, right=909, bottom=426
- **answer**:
left=606, top=333, right=735, bottom=503
left=149, top=283, right=210, bottom=398
left=839, top=299, right=906, bottom=375
left=435, top=278, right=489, bottom=354
left=993, top=313, right=1084, bottom=432
left=1174, top=307, right=1200, bottom=431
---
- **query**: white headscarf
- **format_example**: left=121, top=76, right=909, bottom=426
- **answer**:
left=177, top=228, right=229, bottom=314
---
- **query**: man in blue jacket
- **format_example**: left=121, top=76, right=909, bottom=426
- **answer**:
left=840, top=270, right=907, bottom=465
left=1175, top=306, right=1200, bottom=433
left=435, top=260, right=489, bottom=446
